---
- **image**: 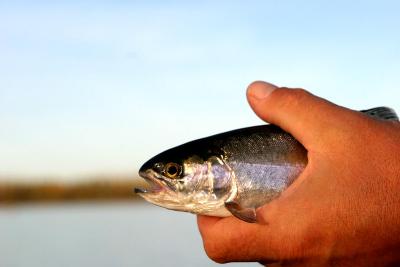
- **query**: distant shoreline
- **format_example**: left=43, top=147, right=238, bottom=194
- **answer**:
left=0, top=178, right=146, bottom=204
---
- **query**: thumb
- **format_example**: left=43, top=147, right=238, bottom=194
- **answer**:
left=246, top=81, right=354, bottom=147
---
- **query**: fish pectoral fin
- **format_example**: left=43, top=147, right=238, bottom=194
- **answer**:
left=225, top=201, right=257, bottom=223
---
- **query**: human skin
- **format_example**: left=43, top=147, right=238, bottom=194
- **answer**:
left=197, top=81, right=400, bottom=266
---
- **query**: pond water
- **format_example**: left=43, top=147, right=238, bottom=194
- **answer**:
left=0, top=202, right=258, bottom=267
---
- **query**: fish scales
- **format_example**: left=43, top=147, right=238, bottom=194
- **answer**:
left=213, top=125, right=307, bottom=209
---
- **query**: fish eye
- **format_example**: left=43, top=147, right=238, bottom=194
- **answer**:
left=164, top=162, right=181, bottom=178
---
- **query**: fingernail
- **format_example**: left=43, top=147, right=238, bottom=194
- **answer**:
left=247, top=81, right=278, bottom=100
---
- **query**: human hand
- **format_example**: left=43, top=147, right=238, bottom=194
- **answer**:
left=197, top=81, right=400, bottom=266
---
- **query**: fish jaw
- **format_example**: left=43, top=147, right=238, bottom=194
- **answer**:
left=135, top=169, right=167, bottom=194
left=134, top=169, right=184, bottom=209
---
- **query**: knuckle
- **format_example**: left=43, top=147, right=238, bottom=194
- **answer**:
left=282, top=88, right=310, bottom=103
left=292, top=88, right=310, bottom=98
left=276, top=88, right=311, bottom=110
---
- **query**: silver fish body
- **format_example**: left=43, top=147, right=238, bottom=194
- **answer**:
left=136, top=107, right=398, bottom=223
left=136, top=125, right=306, bottom=222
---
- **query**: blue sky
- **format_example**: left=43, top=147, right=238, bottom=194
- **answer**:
left=1, top=1, right=399, bottom=180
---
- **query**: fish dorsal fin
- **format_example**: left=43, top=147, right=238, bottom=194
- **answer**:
left=224, top=201, right=257, bottom=223
left=360, top=107, right=399, bottom=121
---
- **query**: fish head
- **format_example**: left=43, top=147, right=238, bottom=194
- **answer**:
left=135, top=143, right=234, bottom=213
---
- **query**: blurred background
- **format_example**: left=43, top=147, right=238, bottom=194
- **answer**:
left=0, top=1, right=399, bottom=266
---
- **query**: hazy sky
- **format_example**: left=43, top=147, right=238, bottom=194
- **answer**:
left=1, top=1, right=399, bottom=180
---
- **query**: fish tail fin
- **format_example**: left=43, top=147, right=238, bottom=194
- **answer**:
left=360, top=107, right=399, bottom=121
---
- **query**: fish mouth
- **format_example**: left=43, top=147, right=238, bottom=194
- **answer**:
left=134, top=170, right=166, bottom=194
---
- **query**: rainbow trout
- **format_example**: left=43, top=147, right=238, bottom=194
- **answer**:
left=135, top=107, right=398, bottom=223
